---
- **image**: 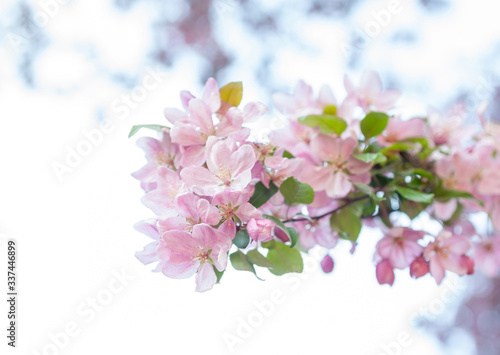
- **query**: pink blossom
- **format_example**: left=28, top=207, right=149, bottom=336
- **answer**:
left=409, top=256, right=429, bottom=279
left=344, top=70, right=401, bottom=112
left=294, top=218, right=338, bottom=250
left=320, top=254, right=334, bottom=273
left=158, top=223, right=232, bottom=292
left=247, top=218, right=275, bottom=242
left=423, top=231, right=472, bottom=284
left=376, top=227, right=424, bottom=269
left=474, top=237, right=500, bottom=277
left=376, top=259, right=395, bottom=286
left=141, top=167, right=186, bottom=217
left=377, top=117, right=426, bottom=146
left=132, top=131, right=179, bottom=192
left=301, top=134, right=371, bottom=198
left=181, top=137, right=256, bottom=195
left=157, top=193, right=220, bottom=234
left=211, top=190, right=261, bottom=236
left=134, top=220, right=161, bottom=267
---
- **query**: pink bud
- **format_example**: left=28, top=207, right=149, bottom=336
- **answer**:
left=376, top=259, right=395, bottom=286
left=409, top=256, right=429, bottom=279
left=320, top=254, right=334, bottom=273
left=460, top=255, right=474, bottom=275
left=247, top=218, right=275, bottom=242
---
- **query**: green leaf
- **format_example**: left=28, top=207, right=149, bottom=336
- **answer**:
left=219, top=82, right=243, bottom=107
left=246, top=249, right=274, bottom=268
left=214, top=269, right=224, bottom=284
left=298, top=114, right=347, bottom=135
left=230, top=251, right=261, bottom=279
left=323, top=105, right=337, bottom=115
left=233, top=230, right=250, bottom=249
left=262, top=214, right=297, bottom=247
left=282, top=150, right=295, bottom=159
left=279, top=177, right=314, bottom=206
left=353, top=152, right=387, bottom=164
left=266, top=242, right=304, bottom=275
left=360, top=112, right=389, bottom=139
left=395, top=186, right=434, bottom=204
left=434, top=188, right=475, bottom=201
left=353, top=183, right=384, bottom=202
left=399, top=199, right=423, bottom=219
left=128, top=124, right=167, bottom=138
left=286, top=227, right=299, bottom=248
left=249, top=181, right=278, bottom=208
left=330, top=207, right=362, bottom=242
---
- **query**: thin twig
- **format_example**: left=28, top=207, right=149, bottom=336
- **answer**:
left=282, top=195, right=370, bottom=224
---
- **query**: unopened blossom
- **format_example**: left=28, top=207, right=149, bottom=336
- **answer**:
left=158, top=223, right=232, bottom=292
left=409, top=256, right=429, bottom=279
left=301, top=134, right=371, bottom=198
left=181, top=137, right=256, bottom=195
left=321, top=254, right=334, bottom=273
left=247, top=218, right=275, bottom=242
left=423, top=231, right=472, bottom=285
left=376, top=227, right=424, bottom=269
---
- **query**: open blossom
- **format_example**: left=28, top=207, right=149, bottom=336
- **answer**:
left=158, top=223, right=232, bottom=292
left=181, top=137, right=256, bottom=195
left=301, top=134, right=371, bottom=198
left=344, top=70, right=401, bottom=112
left=211, top=190, right=261, bottom=237
left=157, top=193, right=220, bottom=234
left=141, top=167, right=186, bottom=217
left=376, top=227, right=424, bottom=269
left=247, top=218, right=275, bottom=242
left=294, top=217, right=339, bottom=250
left=474, top=236, right=500, bottom=277
left=423, top=231, right=472, bottom=285
left=377, top=117, right=426, bottom=146
left=132, top=131, right=180, bottom=192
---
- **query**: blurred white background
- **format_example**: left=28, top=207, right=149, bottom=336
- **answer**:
left=1, top=0, right=500, bottom=354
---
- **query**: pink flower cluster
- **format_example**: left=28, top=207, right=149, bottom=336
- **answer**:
left=132, top=71, right=500, bottom=292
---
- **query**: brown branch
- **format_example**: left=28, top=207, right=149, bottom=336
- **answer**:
left=282, top=195, right=370, bottom=224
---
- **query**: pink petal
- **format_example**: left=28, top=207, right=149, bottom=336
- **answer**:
left=195, top=262, right=217, bottom=292
left=201, top=77, right=221, bottom=113
left=180, top=167, right=221, bottom=195
left=162, top=230, right=197, bottom=255
left=171, top=122, right=205, bottom=145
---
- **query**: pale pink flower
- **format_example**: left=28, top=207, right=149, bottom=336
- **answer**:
left=376, top=259, right=395, bottom=286
left=344, top=70, right=401, bottom=112
left=132, top=131, right=180, bottom=192
left=157, top=193, right=220, bottom=234
left=376, top=227, right=424, bottom=269
left=474, top=236, right=500, bottom=277
left=211, top=190, right=261, bottom=237
left=141, top=167, right=186, bottom=217
left=433, top=200, right=458, bottom=221
left=134, top=220, right=161, bottom=267
left=294, top=218, right=339, bottom=250
left=158, top=223, right=232, bottom=292
left=247, top=218, right=275, bottom=242
left=377, top=117, right=426, bottom=146
left=423, top=231, right=472, bottom=284
left=427, top=103, right=469, bottom=146
left=301, top=134, right=371, bottom=198
left=181, top=137, right=256, bottom=195
left=261, top=149, right=305, bottom=187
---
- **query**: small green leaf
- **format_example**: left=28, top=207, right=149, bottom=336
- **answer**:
left=323, top=105, right=337, bottom=115
left=353, top=183, right=384, bottom=202
left=298, top=114, right=347, bottom=135
left=249, top=181, right=278, bottom=208
left=279, top=177, right=314, bottom=206
left=214, top=269, right=224, bottom=284
left=219, top=81, right=243, bottom=107
left=230, top=251, right=261, bottom=279
left=286, top=227, right=299, bottom=248
left=399, top=199, right=423, bottom=219
left=330, top=207, right=362, bottom=242
left=395, top=186, right=434, bottom=204
left=263, top=214, right=298, bottom=247
left=233, top=230, right=250, bottom=249
left=354, top=152, right=387, bottom=164
left=360, top=112, right=389, bottom=139
left=381, top=143, right=413, bottom=155
left=282, top=150, right=295, bottom=159
left=266, top=242, right=304, bottom=275
left=246, top=249, right=274, bottom=268
left=434, top=188, right=474, bottom=201
left=128, top=124, right=167, bottom=138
